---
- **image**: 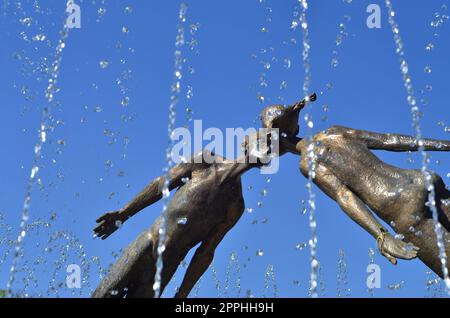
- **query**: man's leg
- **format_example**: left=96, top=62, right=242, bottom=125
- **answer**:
left=175, top=225, right=229, bottom=298
left=91, top=227, right=156, bottom=298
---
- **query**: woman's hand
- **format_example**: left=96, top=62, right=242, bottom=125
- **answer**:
left=378, top=232, right=419, bottom=265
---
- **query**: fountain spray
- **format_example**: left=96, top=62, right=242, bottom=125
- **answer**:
left=153, top=3, right=187, bottom=298
left=385, top=0, right=450, bottom=293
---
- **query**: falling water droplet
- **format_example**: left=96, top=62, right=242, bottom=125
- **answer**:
left=124, top=6, right=133, bottom=14
left=291, top=20, right=299, bottom=30
left=283, top=58, right=292, bottom=69
left=177, top=217, right=188, bottom=225
left=186, top=85, right=194, bottom=99
left=121, top=97, right=130, bottom=107
left=105, top=160, right=113, bottom=168
left=32, top=34, right=46, bottom=41
left=261, top=188, right=268, bottom=197
left=256, top=93, right=265, bottom=104
left=331, top=58, right=339, bottom=68
left=19, top=17, right=32, bottom=27
left=295, top=243, right=306, bottom=250
left=98, top=7, right=107, bottom=20
left=99, top=60, right=110, bottom=69
left=395, top=233, right=405, bottom=240
left=181, top=177, right=190, bottom=183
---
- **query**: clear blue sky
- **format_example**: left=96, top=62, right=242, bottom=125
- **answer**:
left=0, top=0, right=449, bottom=297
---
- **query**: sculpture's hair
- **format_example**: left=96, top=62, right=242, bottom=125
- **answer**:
left=261, top=105, right=286, bottom=129
left=261, top=104, right=300, bottom=137
left=260, top=94, right=316, bottom=136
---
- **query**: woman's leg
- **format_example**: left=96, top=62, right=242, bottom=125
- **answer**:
left=402, top=216, right=450, bottom=279
left=434, top=174, right=450, bottom=229
left=393, top=174, right=450, bottom=278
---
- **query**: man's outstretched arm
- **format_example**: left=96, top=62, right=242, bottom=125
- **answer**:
left=122, top=164, right=192, bottom=219
left=94, top=150, right=215, bottom=239
left=333, top=125, right=450, bottom=152
left=94, top=162, right=192, bottom=239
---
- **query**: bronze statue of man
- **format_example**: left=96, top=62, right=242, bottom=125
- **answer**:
left=91, top=95, right=316, bottom=298
left=288, top=124, right=450, bottom=277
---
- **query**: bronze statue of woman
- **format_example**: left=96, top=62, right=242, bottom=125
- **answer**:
left=287, top=121, right=450, bottom=278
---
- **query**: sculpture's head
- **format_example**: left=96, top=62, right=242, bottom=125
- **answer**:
left=261, top=93, right=317, bottom=138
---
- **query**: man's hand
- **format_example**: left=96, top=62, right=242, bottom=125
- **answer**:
left=379, top=233, right=419, bottom=265
left=94, top=211, right=125, bottom=240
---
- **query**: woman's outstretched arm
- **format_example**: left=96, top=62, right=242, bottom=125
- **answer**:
left=330, top=125, right=450, bottom=152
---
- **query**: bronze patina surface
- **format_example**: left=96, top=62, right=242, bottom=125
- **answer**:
left=291, top=125, right=450, bottom=277
left=91, top=96, right=315, bottom=298
left=93, top=94, right=450, bottom=297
